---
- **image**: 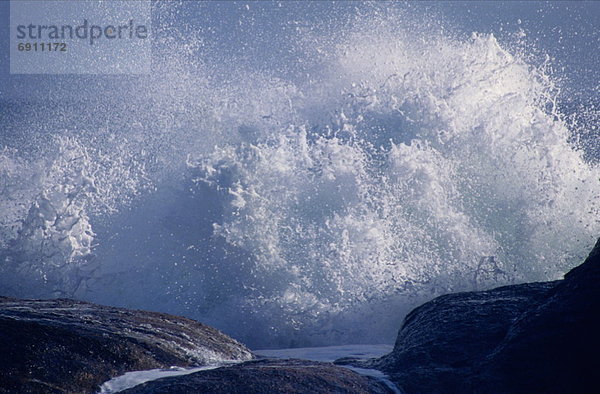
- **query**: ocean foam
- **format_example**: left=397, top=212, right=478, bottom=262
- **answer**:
left=1, top=5, right=597, bottom=347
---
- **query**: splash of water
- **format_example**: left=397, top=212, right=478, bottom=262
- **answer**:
left=0, top=7, right=598, bottom=347
left=0, top=135, right=150, bottom=297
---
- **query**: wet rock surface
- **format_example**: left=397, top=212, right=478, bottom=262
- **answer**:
left=472, top=238, right=600, bottom=393
left=344, top=238, right=600, bottom=393
left=119, top=358, right=395, bottom=394
left=0, top=298, right=252, bottom=393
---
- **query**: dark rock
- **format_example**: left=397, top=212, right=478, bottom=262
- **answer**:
left=119, top=358, right=395, bottom=394
left=473, top=238, right=600, bottom=393
left=366, top=238, right=600, bottom=394
left=0, top=297, right=253, bottom=393
left=366, top=281, right=558, bottom=393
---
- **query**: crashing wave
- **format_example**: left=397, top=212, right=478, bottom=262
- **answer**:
left=0, top=6, right=598, bottom=346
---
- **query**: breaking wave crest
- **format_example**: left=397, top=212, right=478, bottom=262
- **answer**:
left=1, top=6, right=598, bottom=347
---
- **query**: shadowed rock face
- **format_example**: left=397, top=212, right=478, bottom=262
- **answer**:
left=119, top=359, right=395, bottom=394
left=370, top=281, right=558, bottom=392
left=359, top=238, right=600, bottom=394
left=0, top=298, right=253, bottom=393
left=473, top=238, right=600, bottom=393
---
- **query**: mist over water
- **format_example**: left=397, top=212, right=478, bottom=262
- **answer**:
left=1, top=2, right=598, bottom=347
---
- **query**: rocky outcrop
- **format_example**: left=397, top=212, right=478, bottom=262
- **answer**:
left=0, top=298, right=253, bottom=393
left=347, top=238, right=600, bottom=393
left=119, top=358, right=394, bottom=394
left=472, top=238, right=600, bottom=393
left=365, top=281, right=558, bottom=393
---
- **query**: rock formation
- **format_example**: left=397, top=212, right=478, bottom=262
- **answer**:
left=0, top=298, right=252, bottom=393
left=120, top=359, right=394, bottom=394
left=338, top=238, right=600, bottom=393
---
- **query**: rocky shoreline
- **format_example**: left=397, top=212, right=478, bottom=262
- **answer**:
left=118, top=359, right=394, bottom=394
left=1, top=238, right=598, bottom=393
left=0, top=297, right=252, bottom=393
left=338, top=238, right=600, bottom=393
